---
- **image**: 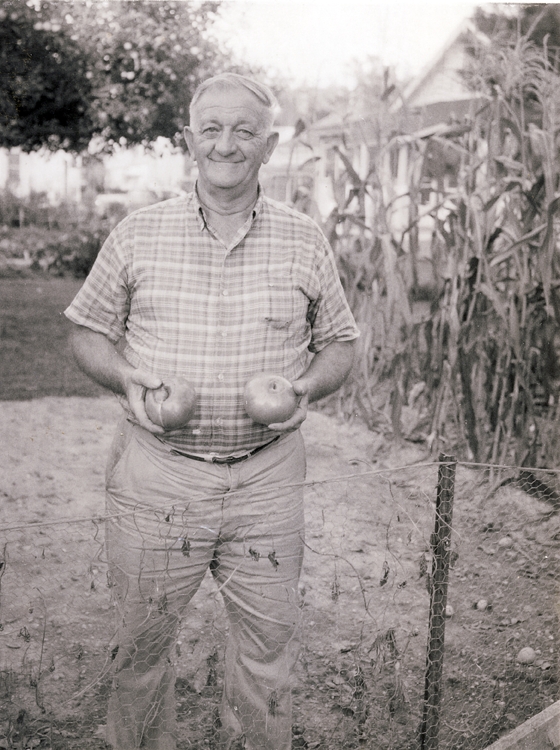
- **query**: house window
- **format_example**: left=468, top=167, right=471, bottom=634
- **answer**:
left=420, top=181, right=433, bottom=205
left=445, top=171, right=458, bottom=189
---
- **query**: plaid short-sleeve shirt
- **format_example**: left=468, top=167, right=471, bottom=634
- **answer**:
left=65, top=190, right=359, bottom=454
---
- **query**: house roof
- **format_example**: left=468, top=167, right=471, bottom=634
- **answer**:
left=297, top=17, right=489, bottom=148
left=394, top=18, right=489, bottom=112
left=308, top=112, right=346, bottom=137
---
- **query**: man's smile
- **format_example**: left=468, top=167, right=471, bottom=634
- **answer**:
left=207, top=157, right=244, bottom=163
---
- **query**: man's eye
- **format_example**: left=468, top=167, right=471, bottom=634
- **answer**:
left=237, top=129, right=254, bottom=139
left=202, top=127, right=219, bottom=135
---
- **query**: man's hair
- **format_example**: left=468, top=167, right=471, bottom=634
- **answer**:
left=189, top=73, right=278, bottom=130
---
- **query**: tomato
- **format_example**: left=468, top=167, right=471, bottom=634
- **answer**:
left=145, top=377, right=197, bottom=430
left=244, top=372, right=298, bottom=425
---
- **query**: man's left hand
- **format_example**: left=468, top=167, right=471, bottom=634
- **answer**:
left=267, top=380, right=310, bottom=433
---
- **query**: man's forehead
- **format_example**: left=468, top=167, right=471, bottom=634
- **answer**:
left=191, top=87, right=269, bottom=123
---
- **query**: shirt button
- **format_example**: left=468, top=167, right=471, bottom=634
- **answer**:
left=215, top=417, right=223, bottom=426
left=222, top=289, right=229, bottom=296
left=221, top=330, right=227, bottom=337
left=217, top=373, right=224, bottom=382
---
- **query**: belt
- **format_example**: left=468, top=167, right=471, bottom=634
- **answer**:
left=169, top=436, right=280, bottom=464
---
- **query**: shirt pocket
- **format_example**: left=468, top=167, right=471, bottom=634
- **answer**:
left=262, top=271, right=296, bottom=331
left=263, top=280, right=294, bottom=331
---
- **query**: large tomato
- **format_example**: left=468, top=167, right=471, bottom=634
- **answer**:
left=244, top=372, right=298, bottom=425
left=145, top=377, right=197, bottom=430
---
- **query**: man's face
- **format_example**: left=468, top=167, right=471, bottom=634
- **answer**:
left=184, top=87, right=279, bottom=196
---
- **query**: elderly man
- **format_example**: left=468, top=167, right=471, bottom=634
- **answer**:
left=65, top=73, right=359, bottom=750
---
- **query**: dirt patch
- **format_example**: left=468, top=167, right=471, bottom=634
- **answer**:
left=0, top=397, right=558, bottom=749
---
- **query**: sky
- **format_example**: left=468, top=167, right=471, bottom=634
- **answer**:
left=214, top=0, right=488, bottom=87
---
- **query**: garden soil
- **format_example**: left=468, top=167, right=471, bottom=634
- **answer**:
left=0, top=397, right=558, bottom=749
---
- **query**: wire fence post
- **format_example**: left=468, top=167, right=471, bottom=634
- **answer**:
left=420, top=453, right=457, bottom=750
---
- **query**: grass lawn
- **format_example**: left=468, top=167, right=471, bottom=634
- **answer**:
left=0, top=273, right=107, bottom=399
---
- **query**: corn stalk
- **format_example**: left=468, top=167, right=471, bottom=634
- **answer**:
left=323, top=35, right=560, bottom=468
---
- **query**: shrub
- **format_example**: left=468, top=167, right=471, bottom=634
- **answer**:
left=0, top=190, right=77, bottom=229
left=0, top=191, right=127, bottom=277
left=30, top=222, right=107, bottom=277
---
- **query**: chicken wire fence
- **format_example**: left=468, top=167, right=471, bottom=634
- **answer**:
left=0, top=458, right=558, bottom=750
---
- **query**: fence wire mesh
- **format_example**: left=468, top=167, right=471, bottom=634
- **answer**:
left=1, top=447, right=558, bottom=750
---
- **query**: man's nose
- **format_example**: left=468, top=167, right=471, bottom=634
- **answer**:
left=214, top=129, right=237, bottom=155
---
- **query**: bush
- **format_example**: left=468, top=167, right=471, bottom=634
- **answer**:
left=30, top=217, right=114, bottom=277
left=0, top=191, right=127, bottom=277
left=0, top=190, right=77, bottom=229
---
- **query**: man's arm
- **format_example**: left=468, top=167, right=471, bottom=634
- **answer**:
left=70, top=324, right=165, bottom=434
left=268, top=339, right=356, bottom=432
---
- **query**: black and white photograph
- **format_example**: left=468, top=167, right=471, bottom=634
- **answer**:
left=0, top=1, right=559, bottom=748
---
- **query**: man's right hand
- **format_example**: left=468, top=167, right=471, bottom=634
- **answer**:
left=70, top=325, right=167, bottom=435
left=124, top=369, right=166, bottom=434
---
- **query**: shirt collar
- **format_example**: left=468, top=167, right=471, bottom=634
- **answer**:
left=192, top=183, right=265, bottom=232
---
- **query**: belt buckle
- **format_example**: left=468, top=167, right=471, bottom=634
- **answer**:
left=212, top=454, right=247, bottom=465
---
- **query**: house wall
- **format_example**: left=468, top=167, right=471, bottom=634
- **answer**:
left=405, top=98, right=479, bottom=132
left=259, top=127, right=313, bottom=204
left=102, top=139, right=187, bottom=196
left=0, top=148, right=82, bottom=204
left=0, top=137, right=188, bottom=206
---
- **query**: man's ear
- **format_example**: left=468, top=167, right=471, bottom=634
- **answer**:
left=262, top=130, right=280, bottom=165
left=183, top=126, right=195, bottom=159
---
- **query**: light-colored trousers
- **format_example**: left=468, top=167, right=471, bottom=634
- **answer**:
left=104, top=419, right=306, bottom=750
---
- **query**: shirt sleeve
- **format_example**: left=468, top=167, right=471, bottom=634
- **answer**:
left=308, top=232, right=360, bottom=353
left=63, top=226, right=130, bottom=343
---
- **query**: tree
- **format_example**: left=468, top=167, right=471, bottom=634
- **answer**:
left=0, top=1, right=94, bottom=152
left=68, top=0, right=230, bottom=149
left=472, top=4, right=560, bottom=59
left=0, top=0, right=236, bottom=152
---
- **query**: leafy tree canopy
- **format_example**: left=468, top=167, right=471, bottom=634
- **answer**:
left=0, top=0, right=238, bottom=152
left=473, top=4, right=560, bottom=55
left=69, top=0, right=229, bottom=150
left=0, top=0, right=93, bottom=152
